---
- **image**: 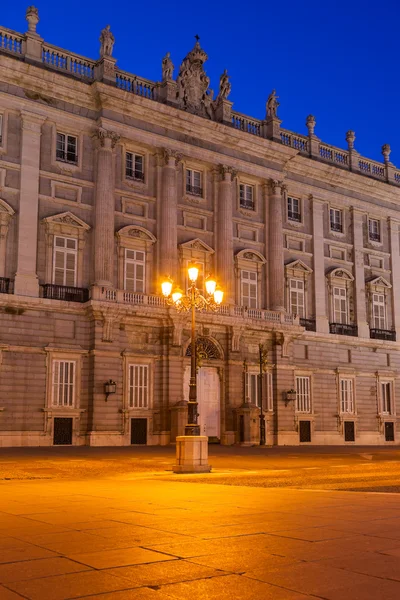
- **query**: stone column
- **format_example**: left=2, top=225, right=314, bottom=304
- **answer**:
left=217, top=165, right=235, bottom=303
left=388, top=218, right=400, bottom=340
left=268, top=180, right=285, bottom=311
left=312, top=198, right=329, bottom=333
left=14, top=111, right=45, bottom=297
left=159, top=149, right=181, bottom=281
left=93, top=128, right=119, bottom=287
left=352, top=208, right=369, bottom=337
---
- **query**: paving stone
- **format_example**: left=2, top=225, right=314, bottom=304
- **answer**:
left=316, top=550, right=400, bottom=580
left=0, top=586, right=26, bottom=599
left=0, top=557, right=91, bottom=584
left=0, top=545, right=57, bottom=564
left=68, top=547, right=178, bottom=569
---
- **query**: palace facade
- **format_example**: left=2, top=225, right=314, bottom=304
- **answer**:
left=1, top=7, right=400, bottom=447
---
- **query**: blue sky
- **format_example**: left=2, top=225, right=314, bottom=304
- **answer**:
left=2, top=1, right=398, bottom=165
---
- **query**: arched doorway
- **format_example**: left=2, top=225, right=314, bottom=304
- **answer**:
left=184, top=337, right=222, bottom=439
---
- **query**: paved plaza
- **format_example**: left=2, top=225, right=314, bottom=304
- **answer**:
left=2, top=448, right=400, bottom=599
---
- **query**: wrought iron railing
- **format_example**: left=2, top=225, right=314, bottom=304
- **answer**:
left=186, top=184, right=203, bottom=197
left=370, top=328, right=396, bottom=342
left=329, top=322, right=358, bottom=337
left=0, top=277, right=11, bottom=294
left=42, top=284, right=90, bottom=303
left=300, top=318, right=316, bottom=332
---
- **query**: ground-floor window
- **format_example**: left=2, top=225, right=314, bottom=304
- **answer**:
left=128, top=364, right=149, bottom=408
left=52, top=360, right=75, bottom=407
left=245, top=372, right=273, bottom=410
left=340, top=378, right=354, bottom=414
left=296, top=376, right=311, bottom=413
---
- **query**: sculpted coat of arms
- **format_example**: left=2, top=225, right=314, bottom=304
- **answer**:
left=176, top=41, right=214, bottom=119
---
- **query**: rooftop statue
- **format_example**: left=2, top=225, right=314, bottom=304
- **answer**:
left=266, top=89, right=279, bottom=119
left=162, top=52, right=174, bottom=82
left=99, top=25, right=115, bottom=58
left=218, top=69, right=231, bottom=101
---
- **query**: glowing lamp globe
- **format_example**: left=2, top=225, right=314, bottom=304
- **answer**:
left=205, top=276, right=217, bottom=296
left=161, top=278, right=173, bottom=297
left=172, top=287, right=183, bottom=304
left=214, top=287, right=224, bottom=305
left=187, top=263, right=199, bottom=283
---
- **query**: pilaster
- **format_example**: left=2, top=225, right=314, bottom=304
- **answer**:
left=312, top=198, right=329, bottom=333
left=217, top=165, right=236, bottom=303
left=352, top=207, right=369, bottom=337
left=159, top=149, right=181, bottom=281
left=214, top=99, right=233, bottom=126
left=14, top=111, right=45, bottom=297
left=268, top=180, right=285, bottom=311
left=388, top=217, right=400, bottom=340
left=93, top=127, right=120, bottom=287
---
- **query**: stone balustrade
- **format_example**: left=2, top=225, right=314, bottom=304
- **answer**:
left=90, top=286, right=299, bottom=325
left=1, top=18, right=399, bottom=188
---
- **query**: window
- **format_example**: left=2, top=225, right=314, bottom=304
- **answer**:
left=52, top=360, right=75, bottom=407
left=340, top=378, right=354, bottom=413
left=129, top=364, right=149, bottom=408
left=333, top=286, right=348, bottom=324
left=369, top=219, right=381, bottom=242
left=330, top=208, right=343, bottom=233
left=53, top=236, right=77, bottom=287
left=289, top=279, right=305, bottom=317
left=126, top=152, right=144, bottom=181
left=296, top=376, right=311, bottom=412
left=288, top=196, right=301, bottom=222
left=241, top=270, right=257, bottom=308
left=372, top=293, right=386, bottom=329
left=56, top=133, right=78, bottom=164
left=381, top=382, right=393, bottom=415
left=239, top=184, right=254, bottom=210
left=245, top=372, right=273, bottom=410
left=124, top=249, right=145, bottom=293
left=186, top=169, right=202, bottom=196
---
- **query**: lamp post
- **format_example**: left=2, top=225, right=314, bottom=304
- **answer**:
left=259, top=343, right=269, bottom=446
left=162, top=265, right=223, bottom=472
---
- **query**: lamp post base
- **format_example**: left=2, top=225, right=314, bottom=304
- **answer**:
left=173, top=435, right=211, bottom=473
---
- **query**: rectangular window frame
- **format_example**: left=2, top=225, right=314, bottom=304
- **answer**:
left=52, top=360, right=76, bottom=408
left=295, top=375, right=311, bottom=413
left=368, top=218, right=381, bottom=243
left=56, top=132, right=78, bottom=165
left=186, top=168, right=203, bottom=197
left=381, top=381, right=394, bottom=415
left=53, top=236, right=78, bottom=287
left=239, top=183, right=255, bottom=211
left=372, top=292, right=387, bottom=330
left=124, top=248, right=146, bottom=293
left=332, top=286, right=348, bottom=324
left=245, top=371, right=273, bottom=411
left=240, top=269, right=258, bottom=309
left=289, top=278, right=305, bottom=317
left=329, top=208, right=343, bottom=233
left=128, top=363, right=150, bottom=409
left=126, top=151, right=145, bottom=182
left=340, top=378, right=355, bottom=414
left=287, top=196, right=301, bottom=223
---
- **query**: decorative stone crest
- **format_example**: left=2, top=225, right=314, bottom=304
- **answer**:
left=99, top=25, right=115, bottom=58
left=162, top=52, right=174, bottom=82
left=176, top=39, right=214, bottom=119
left=266, top=89, right=279, bottom=119
left=217, top=70, right=231, bottom=101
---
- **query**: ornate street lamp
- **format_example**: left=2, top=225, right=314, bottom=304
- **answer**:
left=162, top=265, right=223, bottom=438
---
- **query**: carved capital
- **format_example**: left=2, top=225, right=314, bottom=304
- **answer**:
left=219, top=164, right=237, bottom=180
left=96, top=128, right=120, bottom=149
left=269, top=179, right=285, bottom=194
left=163, top=148, right=182, bottom=166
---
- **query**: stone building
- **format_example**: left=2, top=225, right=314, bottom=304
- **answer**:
left=0, top=7, right=399, bottom=447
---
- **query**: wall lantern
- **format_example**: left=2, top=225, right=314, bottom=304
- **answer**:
left=104, top=379, right=117, bottom=401
left=285, top=389, right=297, bottom=406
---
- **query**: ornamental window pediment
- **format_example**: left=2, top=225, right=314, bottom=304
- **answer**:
left=0, top=198, right=14, bottom=217
left=236, top=249, right=266, bottom=264
left=285, top=259, right=313, bottom=279
left=43, top=211, right=90, bottom=234
left=326, top=267, right=354, bottom=283
left=366, top=276, right=392, bottom=292
left=116, top=225, right=156, bottom=245
left=179, top=238, right=214, bottom=254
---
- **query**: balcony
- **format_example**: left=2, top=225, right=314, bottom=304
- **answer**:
left=0, top=277, right=12, bottom=294
left=329, top=322, right=358, bottom=337
left=186, top=184, right=203, bottom=197
left=370, top=328, right=396, bottom=342
left=288, top=211, right=301, bottom=222
left=42, top=284, right=90, bottom=303
left=300, top=318, right=316, bottom=332
left=126, top=170, right=145, bottom=182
